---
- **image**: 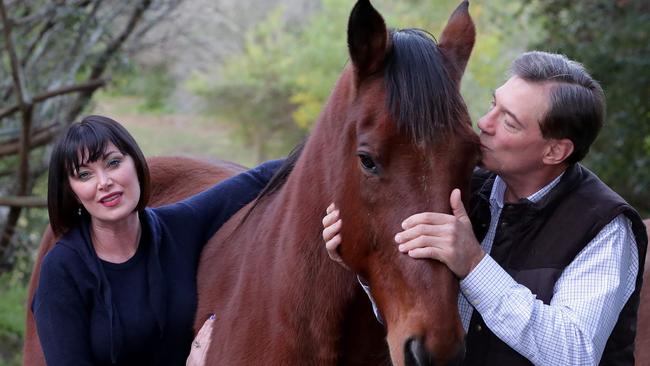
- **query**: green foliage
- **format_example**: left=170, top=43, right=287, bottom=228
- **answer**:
left=0, top=275, right=26, bottom=337
left=0, top=273, right=27, bottom=366
left=187, top=6, right=305, bottom=161
left=461, top=2, right=543, bottom=123
left=188, top=0, right=528, bottom=162
left=107, top=63, right=175, bottom=115
left=525, top=0, right=650, bottom=215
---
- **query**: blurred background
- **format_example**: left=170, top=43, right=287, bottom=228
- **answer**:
left=0, top=0, right=648, bottom=363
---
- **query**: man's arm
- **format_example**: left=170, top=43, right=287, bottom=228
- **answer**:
left=461, top=214, right=638, bottom=365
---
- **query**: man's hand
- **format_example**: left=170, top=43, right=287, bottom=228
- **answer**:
left=394, top=189, right=485, bottom=278
left=322, top=203, right=350, bottom=270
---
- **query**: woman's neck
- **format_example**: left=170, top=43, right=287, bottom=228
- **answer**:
left=90, top=212, right=141, bottom=263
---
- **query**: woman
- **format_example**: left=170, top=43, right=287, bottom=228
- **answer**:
left=33, top=115, right=282, bottom=365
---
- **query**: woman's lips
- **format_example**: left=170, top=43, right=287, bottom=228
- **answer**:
left=99, top=192, right=122, bottom=207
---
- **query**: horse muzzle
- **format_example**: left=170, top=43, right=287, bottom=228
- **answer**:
left=404, top=337, right=465, bottom=366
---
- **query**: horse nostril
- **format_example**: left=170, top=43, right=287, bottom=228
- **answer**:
left=404, top=337, right=434, bottom=366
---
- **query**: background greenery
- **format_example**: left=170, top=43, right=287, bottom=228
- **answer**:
left=0, top=0, right=648, bottom=364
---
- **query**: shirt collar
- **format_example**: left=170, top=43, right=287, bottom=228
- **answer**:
left=489, top=172, right=565, bottom=209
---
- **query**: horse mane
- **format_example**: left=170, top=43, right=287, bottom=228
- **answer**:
left=235, top=140, right=305, bottom=227
left=257, top=140, right=306, bottom=200
left=386, top=28, right=474, bottom=147
left=246, top=28, right=476, bottom=209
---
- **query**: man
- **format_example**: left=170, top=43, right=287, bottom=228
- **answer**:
left=322, top=51, right=647, bottom=365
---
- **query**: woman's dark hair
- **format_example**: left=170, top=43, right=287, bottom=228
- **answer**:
left=48, top=115, right=150, bottom=235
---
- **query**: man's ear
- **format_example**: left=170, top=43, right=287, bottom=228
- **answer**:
left=543, top=138, right=574, bottom=165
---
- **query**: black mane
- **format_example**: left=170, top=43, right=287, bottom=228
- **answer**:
left=386, top=28, right=469, bottom=146
left=252, top=29, right=472, bottom=205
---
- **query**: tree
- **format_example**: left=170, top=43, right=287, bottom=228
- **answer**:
left=189, top=0, right=530, bottom=161
left=524, top=0, right=650, bottom=215
left=0, top=0, right=183, bottom=274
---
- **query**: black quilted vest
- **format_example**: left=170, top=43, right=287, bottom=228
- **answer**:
left=462, top=164, right=647, bottom=366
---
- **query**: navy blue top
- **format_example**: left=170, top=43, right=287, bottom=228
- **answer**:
left=33, top=160, right=282, bottom=365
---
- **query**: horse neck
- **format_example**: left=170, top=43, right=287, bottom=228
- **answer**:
left=245, top=70, right=362, bottom=348
left=264, top=66, right=354, bottom=260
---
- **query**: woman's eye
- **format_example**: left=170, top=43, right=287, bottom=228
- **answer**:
left=78, top=171, right=90, bottom=180
left=358, top=153, right=379, bottom=175
left=107, top=159, right=121, bottom=168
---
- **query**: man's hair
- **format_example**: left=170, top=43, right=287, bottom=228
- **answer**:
left=510, top=51, right=605, bottom=164
left=48, top=115, right=150, bottom=235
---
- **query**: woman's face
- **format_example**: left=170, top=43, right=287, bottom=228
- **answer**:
left=68, top=142, right=141, bottom=226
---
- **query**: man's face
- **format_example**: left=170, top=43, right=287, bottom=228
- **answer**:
left=477, top=76, right=552, bottom=179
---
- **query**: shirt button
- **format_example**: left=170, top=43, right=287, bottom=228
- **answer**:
left=476, top=324, right=482, bottom=332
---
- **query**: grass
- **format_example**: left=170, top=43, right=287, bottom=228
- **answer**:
left=0, top=276, right=26, bottom=366
left=92, top=95, right=261, bottom=167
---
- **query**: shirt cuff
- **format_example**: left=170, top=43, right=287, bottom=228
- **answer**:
left=459, top=254, right=517, bottom=314
left=357, top=276, right=384, bottom=325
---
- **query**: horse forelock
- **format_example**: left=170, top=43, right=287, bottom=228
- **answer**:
left=386, top=28, right=475, bottom=148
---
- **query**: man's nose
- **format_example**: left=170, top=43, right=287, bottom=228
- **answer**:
left=477, top=112, right=495, bottom=134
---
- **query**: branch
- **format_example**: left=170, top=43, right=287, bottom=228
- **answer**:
left=0, top=0, right=30, bottom=106
left=0, top=122, right=60, bottom=158
left=0, top=196, right=46, bottom=208
left=0, top=78, right=107, bottom=119
left=66, top=0, right=153, bottom=121
left=0, top=0, right=33, bottom=259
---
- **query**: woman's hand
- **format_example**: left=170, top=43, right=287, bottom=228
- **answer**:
left=322, top=203, right=349, bottom=270
left=186, top=315, right=214, bottom=366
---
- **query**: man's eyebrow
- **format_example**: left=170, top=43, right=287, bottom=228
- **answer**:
left=493, top=91, right=524, bottom=128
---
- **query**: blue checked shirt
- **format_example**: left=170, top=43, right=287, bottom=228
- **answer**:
left=458, top=174, right=639, bottom=365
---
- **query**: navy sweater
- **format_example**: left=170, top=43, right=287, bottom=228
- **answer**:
left=33, top=160, right=282, bottom=365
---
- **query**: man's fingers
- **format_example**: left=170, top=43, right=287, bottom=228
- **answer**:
left=323, top=218, right=342, bottom=242
left=395, top=223, right=449, bottom=244
left=401, top=211, right=454, bottom=229
left=408, top=246, right=444, bottom=260
left=397, top=235, right=441, bottom=253
left=450, top=188, right=469, bottom=222
left=326, top=235, right=351, bottom=270
left=325, top=234, right=342, bottom=260
left=322, top=209, right=339, bottom=227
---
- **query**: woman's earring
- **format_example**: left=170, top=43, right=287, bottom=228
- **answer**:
left=78, top=207, right=82, bottom=216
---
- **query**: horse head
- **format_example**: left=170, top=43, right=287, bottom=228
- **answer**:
left=194, top=1, right=479, bottom=365
left=328, top=1, right=479, bottom=364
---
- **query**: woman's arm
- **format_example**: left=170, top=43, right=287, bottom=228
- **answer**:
left=156, top=159, right=284, bottom=244
left=33, top=247, right=94, bottom=366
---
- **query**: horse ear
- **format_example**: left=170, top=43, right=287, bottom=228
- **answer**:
left=347, top=0, right=390, bottom=82
left=438, top=1, right=475, bottom=85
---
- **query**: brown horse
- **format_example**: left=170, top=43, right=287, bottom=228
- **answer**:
left=193, top=1, right=478, bottom=365
left=24, top=1, right=479, bottom=365
left=635, top=219, right=650, bottom=365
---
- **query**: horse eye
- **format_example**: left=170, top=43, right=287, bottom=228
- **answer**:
left=357, top=152, right=379, bottom=175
